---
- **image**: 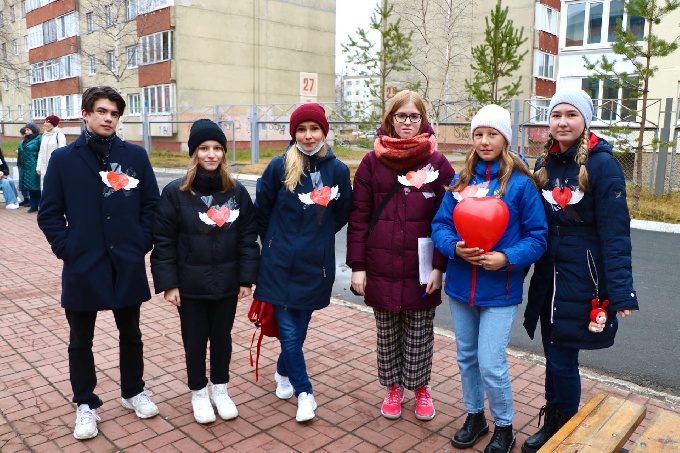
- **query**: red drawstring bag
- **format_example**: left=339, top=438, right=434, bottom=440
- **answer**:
left=247, top=298, right=279, bottom=381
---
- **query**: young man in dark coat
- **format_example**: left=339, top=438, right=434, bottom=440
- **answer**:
left=37, top=86, right=161, bottom=440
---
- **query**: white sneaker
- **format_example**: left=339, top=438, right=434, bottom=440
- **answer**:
left=73, top=404, right=101, bottom=440
left=211, top=383, right=238, bottom=420
left=275, top=372, right=294, bottom=399
left=191, top=387, right=216, bottom=424
left=121, top=390, right=159, bottom=419
left=296, top=392, right=317, bottom=422
left=5, top=203, right=19, bottom=210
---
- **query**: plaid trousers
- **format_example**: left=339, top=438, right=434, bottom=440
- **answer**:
left=373, top=307, right=436, bottom=390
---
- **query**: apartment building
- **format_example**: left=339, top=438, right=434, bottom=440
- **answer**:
left=0, top=0, right=337, bottom=148
left=337, top=73, right=382, bottom=119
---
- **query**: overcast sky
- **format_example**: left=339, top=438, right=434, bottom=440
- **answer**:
left=335, top=0, right=380, bottom=75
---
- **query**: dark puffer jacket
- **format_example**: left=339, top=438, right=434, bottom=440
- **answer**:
left=254, top=147, right=352, bottom=310
left=151, top=177, right=260, bottom=300
left=346, top=150, right=455, bottom=311
left=524, top=134, right=638, bottom=350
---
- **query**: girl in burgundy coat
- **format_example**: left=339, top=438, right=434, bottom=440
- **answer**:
left=346, top=90, right=455, bottom=421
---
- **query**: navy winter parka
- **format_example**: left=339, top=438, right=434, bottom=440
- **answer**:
left=346, top=150, right=455, bottom=311
left=254, top=146, right=352, bottom=310
left=431, top=160, right=548, bottom=306
left=37, top=132, right=160, bottom=311
left=150, top=177, right=260, bottom=300
left=524, top=134, right=639, bottom=350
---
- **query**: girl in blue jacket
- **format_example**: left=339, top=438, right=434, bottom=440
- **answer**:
left=522, top=90, right=638, bottom=453
left=254, top=103, right=352, bottom=423
left=431, top=105, right=547, bottom=453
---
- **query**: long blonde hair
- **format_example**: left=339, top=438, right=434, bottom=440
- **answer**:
left=179, top=150, right=235, bottom=195
left=283, top=142, right=328, bottom=192
left=533, top=130, right=590, bottom=192
left=381, top=90, right=428, bottom=138
left=449, top=142, right=536, bottom=197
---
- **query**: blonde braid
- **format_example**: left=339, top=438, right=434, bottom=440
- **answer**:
left=533, top=134, right=554, bottom=189
left=575, top=130, right=590, bottom=192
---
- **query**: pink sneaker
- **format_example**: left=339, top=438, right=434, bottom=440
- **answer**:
left=415, top=386, right=435, bottom=420
left=381, top=385, right=404, bottom=419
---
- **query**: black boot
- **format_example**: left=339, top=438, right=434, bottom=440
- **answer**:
left=484, top=425, right=515, bottom=453
left=521, top=402, right=564, bottom=453
left=451, top=412, right=489, bottom=449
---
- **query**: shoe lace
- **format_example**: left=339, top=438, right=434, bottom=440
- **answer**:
left=536, top=405, right=547, bottom=428
left=132, top=391, right=152, bottom=407
left=384, top=386, right=402, bottom=404
left=77, top=407, right=101, bottom=425
left=415, top=387, right=433, bottom=407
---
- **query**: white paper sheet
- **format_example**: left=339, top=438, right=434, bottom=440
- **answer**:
left=418, top=237, right=434, bottom=285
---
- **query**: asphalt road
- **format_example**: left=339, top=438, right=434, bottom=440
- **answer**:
left=155, top=171, right=680, bottom=397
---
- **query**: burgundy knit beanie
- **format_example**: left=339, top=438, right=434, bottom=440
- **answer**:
left=289, top=103, right=329, bottom=138
left=45, top=115, right=60, bottom=126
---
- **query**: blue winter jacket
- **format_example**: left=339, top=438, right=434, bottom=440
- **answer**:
left=254, top=146, right=352, bottom=310
left=432, top=160, right=547, bottom=307
left=524, top=134, right=638, bottom=350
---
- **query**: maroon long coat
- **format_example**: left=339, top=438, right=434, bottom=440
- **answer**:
left=346, top=151, right=455, bottom=312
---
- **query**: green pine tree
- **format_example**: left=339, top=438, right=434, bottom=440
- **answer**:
left=465, top=0, right=528, bottom=106
left=584, top=0, right=679, bottom=207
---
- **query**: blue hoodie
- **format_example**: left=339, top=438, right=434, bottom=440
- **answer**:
left=432, top=159, right=547, bottom=307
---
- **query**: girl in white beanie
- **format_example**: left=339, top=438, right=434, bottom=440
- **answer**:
left=522, top=90, right=638, bottom=453
left=432, top=104, right=548, bottom=452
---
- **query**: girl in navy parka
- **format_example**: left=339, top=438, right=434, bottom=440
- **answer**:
left=254, top=103, right=352, bottom=423
left=522, top=90, right=638, bottom=453
left=431, top=105, right=547, bottom=453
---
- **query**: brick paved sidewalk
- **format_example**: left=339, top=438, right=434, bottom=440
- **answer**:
left=0, top=208, right=678, bottom=453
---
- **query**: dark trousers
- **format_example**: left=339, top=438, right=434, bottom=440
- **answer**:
left=541, top=317, right=581, bottom=417
left=178, top=297, right=238, bottom=391
left=65, top=304, right=145, bottom=409
left=28, top=190, right=41, bottom=211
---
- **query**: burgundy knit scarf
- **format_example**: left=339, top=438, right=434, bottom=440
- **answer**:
left=374, top=133, right=436, bottom=171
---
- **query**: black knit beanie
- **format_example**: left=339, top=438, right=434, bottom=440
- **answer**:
left=188, top=119, right=227, bottom=157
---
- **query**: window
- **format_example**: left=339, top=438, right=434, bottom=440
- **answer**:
left=10, top=5, right=16, bottom=22
left=536, top=4, right=558, bottom=35
left=126, top=0, right=138, bottom=20
left=60, top=54, right=80, bottom=78
left=15, top=73, right=21, bottom=88
left=29, top=55, right=80, bottom=84
left=32, top=95, right=80, bottom=119
left=86, top=12, right=94, bottom=33
left=28, top=12, right=79, bottom=50
left=23, top=35, right=28, bottom=52
left=565, top=0, right=645, bottom=48
left=1, top=43, right=6, bottom=59
left=142, top=83, right=175, bottom=114
left=138, top=0, right=174, bottom=15
left=4, top=77, right=9, bottom=91
left=105, top=5, right=114, bottom=27
left=534, top=52, right=555, bottom=80
left=126, top=46, right=138, bottom=68
left=6, top=107, right=11, bottom=121
left=0, top=12, right=4, bottom=27
left=345, top=81, right=351, bottom=86
left=140, top=31, right=173, bottom=65
left=43, top=19, right=57, bottom=44
left=581, top=77, right=638, bottom=121
left=89, top=56, right=96, bottom=75
left=532, top=98, right=551, bottom=122
left=13, top=39, right=19, bottom=55
left=18, top=105, right=23, bottom=119
left=127, top=93, right=140, bottom=115
left=21, top=1, right=26, bottom=18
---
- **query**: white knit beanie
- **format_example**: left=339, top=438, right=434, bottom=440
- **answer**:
left=548, top=89, right=594, bottom=129
left=470, top=104, right=512, bottom=145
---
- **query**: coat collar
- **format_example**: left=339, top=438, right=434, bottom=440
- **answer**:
left=73, top=131, right=126, bottom=177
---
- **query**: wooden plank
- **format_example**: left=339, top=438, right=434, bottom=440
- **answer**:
left=539, top=393, right=607, bottom=452
left=539, top=393, right=647, bottom=453
left=630, top=409, right=680, bottom=452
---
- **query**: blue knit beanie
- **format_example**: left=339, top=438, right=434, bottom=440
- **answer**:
left=548, top=89, right=594, bottom=129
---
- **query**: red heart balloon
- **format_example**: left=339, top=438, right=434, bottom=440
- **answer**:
left=453, top=197, right=510, bottom=251
left=310, top=186, right=331, bottom=207
left=207, top=207, right=231, bottom=227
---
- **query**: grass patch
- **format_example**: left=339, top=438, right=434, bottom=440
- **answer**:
left=628, top=188, right=680, bottom=224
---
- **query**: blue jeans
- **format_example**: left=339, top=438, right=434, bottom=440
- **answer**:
left=541, top=317, right=581, bottom=417
left=449, top=298, right=517, bottom=427
left=273, top=306, right=313, bottom=397
left=0, top=178, right=18, bottom=205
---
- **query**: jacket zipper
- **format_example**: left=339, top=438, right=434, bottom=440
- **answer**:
left=469, top=266, right=477, bottom=306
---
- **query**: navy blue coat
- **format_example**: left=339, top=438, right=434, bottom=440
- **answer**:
left=524, top=134, right=638, bottom=350
left=38, top=133, right=160, bottom=311
left=254, top=147, right=352, bottom=310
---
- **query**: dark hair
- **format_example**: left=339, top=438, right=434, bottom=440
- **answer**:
left=81, top=86, right=126, bottom=116
left=19, top=127, right=26, bottom=135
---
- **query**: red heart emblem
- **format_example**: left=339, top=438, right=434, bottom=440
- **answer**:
left=107, top=171, right=129, bottom=191
left=207, top=207, right=231, bottom=227
left=453, top=197, right=510, bottom=251
left=552, top=187, right=573, bottom=209
left=406, top=170, right=427, bottom=189
left=310, top=186, right=331, bottom=207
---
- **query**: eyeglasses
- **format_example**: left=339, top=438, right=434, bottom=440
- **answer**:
left=393, top=113, right=423, bottom=123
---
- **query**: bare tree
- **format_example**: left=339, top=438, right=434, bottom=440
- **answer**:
left=391, top=0, right=474, bottom=123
